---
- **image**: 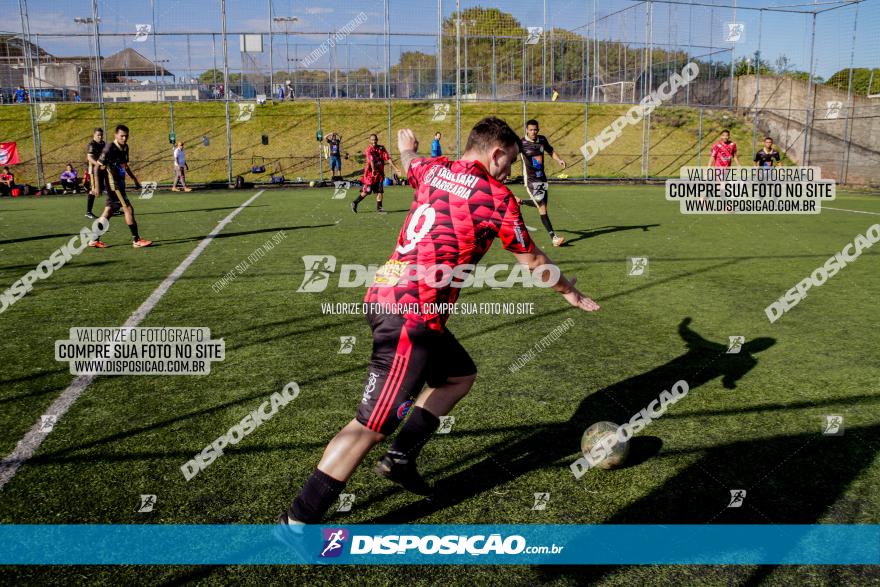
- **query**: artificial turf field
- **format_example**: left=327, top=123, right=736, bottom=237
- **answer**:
left=0, top=184, right=878, bottom=585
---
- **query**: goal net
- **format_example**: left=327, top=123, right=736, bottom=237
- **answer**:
left=591, top=81, right=636, bottom=104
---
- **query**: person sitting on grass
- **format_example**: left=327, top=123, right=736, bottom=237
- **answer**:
left=0, top=167, right=15, bottom=197
left=60, top=163, right=78, bottom=194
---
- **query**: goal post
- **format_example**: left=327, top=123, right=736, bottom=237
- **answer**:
left=591, top=81, right=636, bottom=104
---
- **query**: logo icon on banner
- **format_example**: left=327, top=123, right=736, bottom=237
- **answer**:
left=297, top=255, right=337, bottom=292
left=727, top=336, right=745, bottom=354
left=825, top=101, right=843, bottom=120
left=237, top=103, right=255, bottom=122
left=39, top=414, right=57, bottom=432
left=0, top=142, right=19, bottom=165
left=437, top=416, right=455, bottom=434
left=432, top=103, right=450, bottom=122
left=37, top=103, right=56, bottom=123
left=320, top=528, right=348, bottom=558
left=532, top=492, right=550, bottom=510
left=627, top=257, right=649, bottom=277
left=526, top=27, right=543, bottom=45
left=338, top=336, right=356, bottom=354
left=134, top=24, right=152, bottom=42
left=823, top=415, right=844, bottom=436
left=137, top=494, right=157, bottom=513
left=725, top=23, right=745, bottom=43
left=332, top=181, right=350, bottom=199
left=139, top=181, right=157, bottom=199
left=336, top=493, right=356, bottom=512
left=727, top=489, right=746, bottom=508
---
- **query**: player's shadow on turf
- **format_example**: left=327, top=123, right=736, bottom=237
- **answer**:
left=360, top=317, right=776, bottom=524
left=561, top=223, right=660, bottom=245
left=0, top=233, right=79, bottom=246
left=139, top=204, right=269, bottom=215
left=536, top=422, right=880, bottom=584
left=156, top=223, right=338, bottom=245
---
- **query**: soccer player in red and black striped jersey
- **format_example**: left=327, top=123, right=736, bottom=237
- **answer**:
left=708, top=129, right=741, bottom=168
left=279, top=117, right=599, bottom=528
left=351, top=134, right=401, bottom=214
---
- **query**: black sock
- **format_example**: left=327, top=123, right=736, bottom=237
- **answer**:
left=290, top=468, right=346, bottom=523
left=388, top=406, right=440, bottom=464
left=376, top=200, right=383, bottom=210
left=128, top=222, right=139, bottom=240
left=520, top=198, right=537, bottom=207
left=353, top=194, right=365, bottom=203
left=540, top=213, right=555, bottom=238
left=86, top=195, right=95, bottom=213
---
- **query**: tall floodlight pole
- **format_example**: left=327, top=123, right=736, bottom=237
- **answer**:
left=91, top=0, right=106, bottom=129
left=151, top=0, right=159, bottom=100
left=542, top=0, right=547, bottom=99
left=455, top=0, right=461, bottom=157
left=273, top=16, right=299, bottom=92
left=437, top=0, right=442, bottom=98
left=268, top=0, right=274, bottom=93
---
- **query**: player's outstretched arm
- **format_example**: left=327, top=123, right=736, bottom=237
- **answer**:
left=397, top=129, right=420, bottom=174
left=513, top=246, right=600, bottom=312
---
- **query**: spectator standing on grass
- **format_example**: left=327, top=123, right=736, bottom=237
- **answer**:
left=172, top=141, right=192, bottom=192
left=60, top=163, right=78, bottom=193
left=431, top=131, right=442, bottom=157
left=14, top=86, right=26, bottom=103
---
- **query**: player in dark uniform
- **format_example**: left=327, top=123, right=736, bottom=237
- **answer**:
left=351, top=134, right=401, bottom=214
left=520, top=119, right=567, bottom=247
left=326, top=132, right=343, bottom=181
left=279, top=117, right=599, bottom=528
left=88, top=125, right=152, bottom=249
left=85, top=128, right=106, bottom=219
left=753, top=137, right=781, bottom=168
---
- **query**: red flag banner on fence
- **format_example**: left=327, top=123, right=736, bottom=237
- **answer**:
left=0, top=143, right=20, bottom=166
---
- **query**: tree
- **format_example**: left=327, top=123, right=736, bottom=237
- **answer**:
left=825, top=68, right=880, bottom=96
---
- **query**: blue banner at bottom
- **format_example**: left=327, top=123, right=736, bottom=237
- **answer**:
left=0, top=524, right=877, bottom=565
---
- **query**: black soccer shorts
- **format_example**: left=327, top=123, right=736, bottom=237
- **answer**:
left=361, top=179, right=384, bottom=196
left=525, top=180, right=549, bottom=204
left=105, top=174, right=130, bottom=211
left=356, top=311, right=476, bottom=436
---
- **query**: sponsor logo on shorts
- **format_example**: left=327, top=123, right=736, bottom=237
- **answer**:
left=397, top=400, right=413, bottom=420
left=362, top=372, right=379, bottom=405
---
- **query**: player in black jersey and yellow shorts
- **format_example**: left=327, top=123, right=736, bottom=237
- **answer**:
left=519, top=119, right=567, bottom=247
left=88, top=125, right=153, bottom=249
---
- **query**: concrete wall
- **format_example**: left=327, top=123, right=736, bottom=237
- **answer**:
left=679, top=75, right=879, bottom=186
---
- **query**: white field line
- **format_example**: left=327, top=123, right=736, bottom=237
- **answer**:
left=0, top=190, right=265, bottom=491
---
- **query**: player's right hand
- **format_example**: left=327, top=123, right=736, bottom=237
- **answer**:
left=398, top=129, right=418, bottom=153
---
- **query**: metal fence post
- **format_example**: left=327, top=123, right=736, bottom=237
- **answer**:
left=221, top=0, right=232, bottom=184
left=697, top=107, right=703, bottom=165
left=803, top=12, right=817, bottom=167
left=839, top=2, right=859, bottom=185
left=17, top=0, right=44, bottom=188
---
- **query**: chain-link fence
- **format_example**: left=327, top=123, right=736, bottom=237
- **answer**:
left=1, top=0, right=877, bottom=187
